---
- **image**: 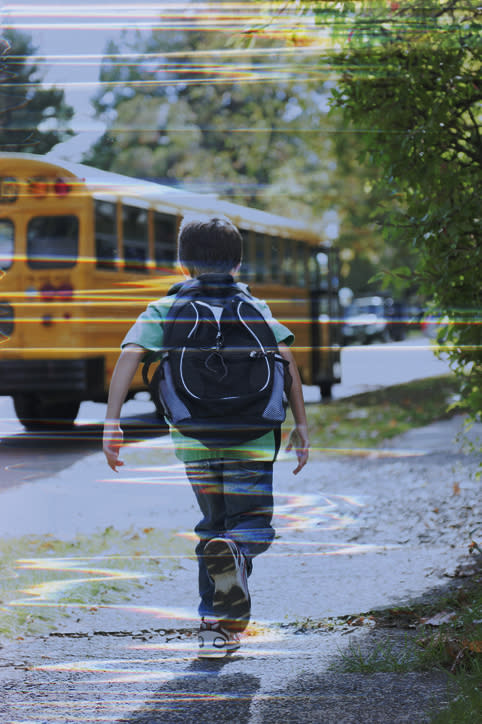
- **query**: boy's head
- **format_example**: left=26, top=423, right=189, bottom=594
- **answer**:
left=178, top=215, right=243, bottom=277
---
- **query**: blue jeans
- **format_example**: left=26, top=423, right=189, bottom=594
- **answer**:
left=184, top=459, right=275, bottom=618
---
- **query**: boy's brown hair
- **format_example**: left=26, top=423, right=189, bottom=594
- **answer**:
left=178, top=215, right=243, bottom=277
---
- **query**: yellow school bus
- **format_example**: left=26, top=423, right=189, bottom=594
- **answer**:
left=0, top=152, right=341, bottom=429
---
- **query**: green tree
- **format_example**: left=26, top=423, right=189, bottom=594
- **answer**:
left=318, top=110, right=416, bottom=295
left=86, top=24, right=407, bottom=293
left=280, top=0, right=480, bottom=412
left=85, top=29, right=340, bottom=212
left=0, top=28, right=73, bottom=153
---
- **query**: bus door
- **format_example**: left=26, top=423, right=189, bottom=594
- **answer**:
left=1, top=202, right=85, bottom=354
left=0, top=191, right=98, bottom=426
left=309, top=247, right=341, bottom=399
left=0, top=168, right=86, bottom=353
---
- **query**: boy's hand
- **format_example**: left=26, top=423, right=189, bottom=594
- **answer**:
left=286, top=424, right=309, bottom=475
left=103, top=422, right=124, bottom=472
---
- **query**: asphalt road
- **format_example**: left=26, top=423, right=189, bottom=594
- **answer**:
left=318, top=335, right=452, bottom=401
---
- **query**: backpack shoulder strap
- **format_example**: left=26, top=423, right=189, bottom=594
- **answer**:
left=168, top=275, right=248, bottom=300
left=142, top=280, right=201, bottom=387
left=225, top=291, right=280, bottom=353
left=166, top=278, right=200, bottom=298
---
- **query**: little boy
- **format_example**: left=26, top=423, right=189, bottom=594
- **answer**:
left=103, top=215, right=309, bottom=657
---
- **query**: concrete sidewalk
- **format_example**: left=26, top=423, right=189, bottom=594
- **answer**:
left=0, top=415, right=479, bottom=723
left=0, top=416, right=479, bottom=623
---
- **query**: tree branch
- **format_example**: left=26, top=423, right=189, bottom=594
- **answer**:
left=467, top=106, right=482, bottom=148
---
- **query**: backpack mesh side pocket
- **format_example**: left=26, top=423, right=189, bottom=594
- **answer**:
left=261, top=356, right=289, bottom=423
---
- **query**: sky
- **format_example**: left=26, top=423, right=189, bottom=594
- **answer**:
left=2, top=1, right=162, bottom=160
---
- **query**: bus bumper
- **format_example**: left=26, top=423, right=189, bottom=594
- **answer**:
left=0, top=357, right=105, bottom=399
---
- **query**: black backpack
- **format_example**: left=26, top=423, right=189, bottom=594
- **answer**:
left=143, top=273, right=291, bottom=448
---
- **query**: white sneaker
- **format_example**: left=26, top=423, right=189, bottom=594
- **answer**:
left=198, top=620, right=241, bottom=658
left=203, top=537, right=251, bottom=632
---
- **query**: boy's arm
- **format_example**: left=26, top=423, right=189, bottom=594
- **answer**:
left=278, top=343, right=309, bottom=474
left=103, top=344, right=146, bottom=471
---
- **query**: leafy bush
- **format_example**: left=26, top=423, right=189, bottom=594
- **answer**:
left=309, top=0, right=481, bottom=416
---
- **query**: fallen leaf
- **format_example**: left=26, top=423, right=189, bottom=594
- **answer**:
left=452, top=482, right=461, bottom=496
left=351, top=616, right=365, bottom=626
left=462, top=640, right=482, bottom=653
left=421, top=611, right=456, bottom=627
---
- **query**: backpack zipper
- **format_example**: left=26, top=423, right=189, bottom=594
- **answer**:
left=237, top=300, right=271, bottom=392
left=180, top=301, right=226, bottom=399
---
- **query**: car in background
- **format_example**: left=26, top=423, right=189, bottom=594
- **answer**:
left=342, top=296, right=389, bottom=345
left=342, top=295, right=408, bottom=345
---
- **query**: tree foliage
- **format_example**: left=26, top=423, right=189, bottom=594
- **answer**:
left=86, top=30, right=326, bottom=207
left=86, top=24, right=404, bottom=292
left=293, top=0, right=480, bottom=414
left=0, top=28, right=73, bottom=153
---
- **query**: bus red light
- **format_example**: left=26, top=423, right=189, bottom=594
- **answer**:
left=57, top=284, right=74, bottom=300
left=54, top=178, right=71, bottom=197
left=40, top=283, right=56, bottom=301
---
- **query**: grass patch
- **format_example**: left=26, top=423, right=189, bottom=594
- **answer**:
left=336, top=633, right=443, bottom=674
left=333, top=563, right=482, bottom=722
left=291, top=374, right=465, bottom=451
left=430, top=672, right=482, bottom=724
left=0, top=526, right=193, bottom=639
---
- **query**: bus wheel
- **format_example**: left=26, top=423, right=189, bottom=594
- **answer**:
left=13, top=394, right=80, bottom=430
left=319, top=382, right=333, bottom=401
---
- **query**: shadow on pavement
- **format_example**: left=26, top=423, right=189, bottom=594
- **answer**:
left=125, top=658, right=260, bottom=724
left=1, top=412, right=167, bottom=449
left=0, top=413, right=168, bottom=489
left=251, top=670, right=450, bottom=724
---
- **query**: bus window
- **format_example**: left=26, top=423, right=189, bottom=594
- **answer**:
left=254, top=232, right=266, bottom=282
left=329, top=248, right=340, bottom=292
left=239, top=229, right=253, bottom=283
left=27, top=216, right=78, bottom=269
left=270, top=237, right=283, bottom=283
left=153, top=212, right=176, bottom=271
left=307, top=252, right=319, bottom=290
left=282, top=238, right=294, bottom=285
left=319, top=294, right=330, bottom=317
left=0, top=219, right=14, bottom=270
left=95, top=200, right=118, bottom=269
left=296, top=242, right=307, bottom=286
left=123, top=205, right=148, bottom=273
left=317, top=250, right=329, bottom=291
